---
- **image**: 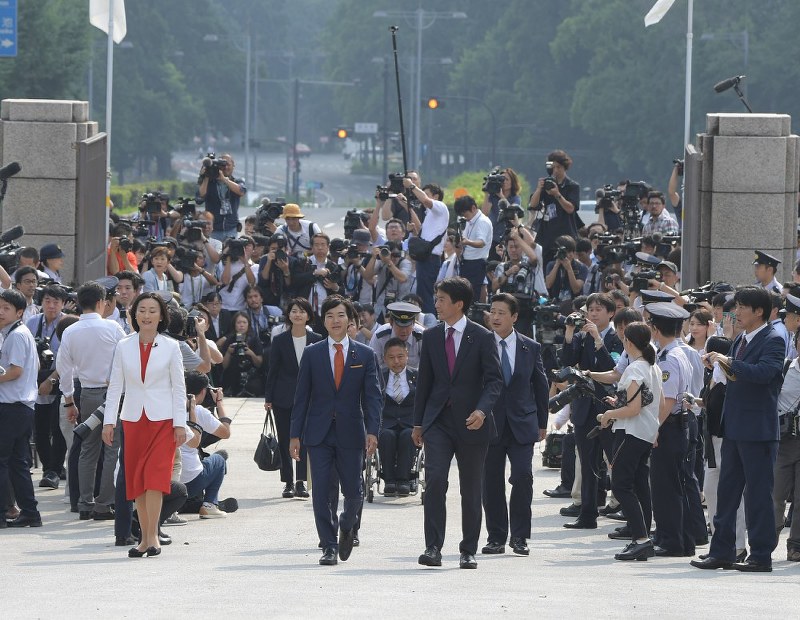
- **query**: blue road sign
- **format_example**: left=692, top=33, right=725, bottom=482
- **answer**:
left=305, top=181, right=324, bottom=190
left=0, top=0, right=17, bottom=58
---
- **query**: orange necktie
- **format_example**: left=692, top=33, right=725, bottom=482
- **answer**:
left=334, top=343, right=344, bottom=389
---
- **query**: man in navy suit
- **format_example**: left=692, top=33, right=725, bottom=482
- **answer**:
left=413, top=277, right=503, bottom=569
left=290, top=296, right=382, bottom=566
left=692, top=286, right=785, bottom=572
left=481, top=293, right=550, bottom=556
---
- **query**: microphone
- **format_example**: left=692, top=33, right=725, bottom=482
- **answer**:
left=0, top=225, right=24, bottom=244
left=714, top=75, right=745, bottom=93
left=0, top=161, right=21, bottom=181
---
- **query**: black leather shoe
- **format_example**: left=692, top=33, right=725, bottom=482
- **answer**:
left=39, top=471, right=59, bottom=489
left=481, top=541, right=505, bottom=554
left=604, top=509, right=626, bottom=521
left=282, top=482, right=295, bottom=498
left=397, top=481, right=411, bottom=497
left=615, top=540, right=654, bottom=561
left=418, top=546, right=442, bottom=566
left=563, top=519, right=597, bottom=529
left=654, top=546, right=685, bottom=557
left=70, top=505, right=79, bottom=514
left=146, top=546, right=161, bottom=557
left=319, top=547, right=338, bottom=566
left=543, top=485, right=571, bottom=498
left=338, top=527, right=354, bottom=561
left=295, top=481, right=309, bottom=499
left=91, top=509, right=115, bottom=521
left=218, top=497, right=239, bottom=513
left=608, top=527, right=632, bottom=540
left=559, top=503, right=581, bottom=517
left=7, top=513, right=42, bottom=528
left=736, top=549, right=747, bottom=563
left=732, top=559, right=772, bottom=572
left=598, top=503, right=621, bottom=516
left=459, top=553, right=477, bottom=569
left=384, top=482, right=397, bottom=497
left=510, top=537, right=529, bottom=556
left=116, top=536, right=137, bottom=546
left=158, top=530, right=172, bottom=546
left=79, top=511, right=91, bottom=520
left=128, top=547, right=147, bottom=558
left=690, top=556, right=732, bottom=569
left=695, top=536, right=709, bottom=546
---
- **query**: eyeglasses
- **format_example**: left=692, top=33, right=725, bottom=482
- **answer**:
left=20, top=279, right=37, bottom=285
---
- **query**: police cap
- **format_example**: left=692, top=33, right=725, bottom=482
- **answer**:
left=387, top=301, right=421, bottom=326
left=753, top=250, right=781, bottom=269
left=645, top=301, right=690, bottom=320
left=639, top=289, right=675, bottom=305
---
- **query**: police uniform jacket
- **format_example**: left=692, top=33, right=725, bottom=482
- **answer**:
left=370, top=322, right=423, bottom=370
left=657, top=339, right=692, bottom=415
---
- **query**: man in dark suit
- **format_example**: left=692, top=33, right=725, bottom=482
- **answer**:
left=558, top=292, right=623, bottom=529
left=379, top=337, right=417, bottom=497
left=412, top=277, right=503, bottom=569
left=692, top=286, right=785, bottom=572
left=481, top=293, right=550, bottom=556
left=290, top=296, right=382, bottom=566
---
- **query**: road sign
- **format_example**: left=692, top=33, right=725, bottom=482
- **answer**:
left=354, top=122, right=378, bottom=135
left=305, top=181, right=324, bottom=190
left=0, top=0, right=17, bottom=58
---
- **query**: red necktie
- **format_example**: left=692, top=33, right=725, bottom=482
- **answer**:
left=445, top=327, right=456, bottom=376
left=334, top=343, right=344, bottom=389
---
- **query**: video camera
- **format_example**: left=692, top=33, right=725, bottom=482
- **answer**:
left=175, top=197, right=197, bottom=217
left=201, top=153, right=228, bottom=179
left=496, top=198, right=525, bottom=234
left=181, top=219, right=207, bottom=243
left=548, top=367, right=595, bottom=414
left=565, top=312, right=586, bottom=329
left=376, top=172, right=407, bottom=202
left=673, top=158, right=684, bottom=176
left=141, top=192, right=165, bottom=216
left=467, top=302, right=490, bottom=326
left=595, top=185, right=621, bottom=213
left=0, top=224, right=24, bottom=272
left=343, top=209, right=368, bottom=240
left=225, top=238, right=248, bottom=262
left=174, top=245, right=203, bottom=273
left=482, top=167, right=506, bottom=195
left=631, top=270, right=660, bottom=293
left=254, top=197, right=286, bottom=234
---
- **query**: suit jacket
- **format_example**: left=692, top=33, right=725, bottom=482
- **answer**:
left=413, top=319, right=503, bottom=444
left=206, top=313, right=231, bottom=342
left=559, top=328, right=622, bottom=426
left=264, top=329, right=323, bottom=409
left=492, top=331, right=550, bottom=445
left=381, top=367, right=417, bottom=429
left=723, top=324, right=785, bottom=441
left=290, top=338, right=382, bottom=449
left=104, top=333, right=187, bottom=428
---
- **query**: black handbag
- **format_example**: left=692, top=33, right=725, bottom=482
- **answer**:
left=407, top=232, right=444, bottom=261
left=253, top=408, right=282, bottom=471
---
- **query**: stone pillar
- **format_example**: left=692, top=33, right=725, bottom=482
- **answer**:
left=0, top=99, right=100, bottom=285
left=697, top=113, right=799, bottom=286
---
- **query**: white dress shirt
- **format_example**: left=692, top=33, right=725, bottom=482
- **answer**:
left=292, top=334, right=307, bottom=365
left=461, top=210, right=493, bottom=261
left=56, top=312, right=126, bottom=397
left=443, top=314, right=468, bottom=356
left=419, top=199, right=450, bottom=256
left=388, top=368, right=410, bottom=402
left=328, top=335, right=351, bottom=376
left=494, top=330, right=516, bottom=375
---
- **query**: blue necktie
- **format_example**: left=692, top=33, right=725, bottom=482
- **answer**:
left=500, top=340, right=512, bottom=386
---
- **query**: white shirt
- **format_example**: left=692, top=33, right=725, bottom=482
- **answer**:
left=22, top=301, right=40, bottom=323
left=387, top=368, right=410, bottom=402
left=0, top=321, right=38, bottom=408
left=219, top=261, right=252, bottom=311
left=280, top=220, right=321, bottom=257
left=614, top=359, right=662, bottom=444
left=743, top=321, right=768, bottom=344
left=419, top=199, right=449, bottom=256
left=180, top=405, right=222, bottom=484
left=443, top=315, right=468, bottom=356
left=494, top=331, right=516, bottom=375
left=292, top=334, right=307, bottom=365
left=461, top=210, right=493, bottom=261
left=56, top=312, right=126, bottom=396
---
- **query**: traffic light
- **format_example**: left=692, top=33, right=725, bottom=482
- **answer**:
left=426, top=97, right=442, bottom=110
left=336, top=128, right=348, bottom=139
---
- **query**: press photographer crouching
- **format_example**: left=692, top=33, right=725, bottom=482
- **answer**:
left=545, top=236, right=588, bottom=305
left=453, top=194, right=494, bottom=300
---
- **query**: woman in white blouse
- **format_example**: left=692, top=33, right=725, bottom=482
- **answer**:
left=142, top=247, right=183, bottom=293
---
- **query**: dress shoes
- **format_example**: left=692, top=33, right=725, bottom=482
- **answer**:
left=116, top=536, right=137, bottom=547
left=146, top=546, right=161, bottom=557
left=39, top=471, right=59, bottom=489
left=396, top=481, right=411, bottom=497
left=732, top=559, right=772, bottom=572
left=510, top=537, right=529, bottom=556
left=787, top=548, right=800, bottom=562
left=698, top=549, right=747, bottom=562
left=615, top=540, right=654, bottom=561
left=159, top=530, right=172, bottom=546
left=295, top=481, right=309, bottom=499
left=418, top=546, right=442, bottom=567
left=563, top=519, right=597, bottom=530
left=604, top=509, right=626, bottom=521
left=282, top=482, right=295, bottom=498
left=459, top=553, right=477, bottom=569
left=543, top=485, right=571, bottom=498
left=654, top=546, right=686, bottom=557
left=352, top=533, right=360, bottom=547
left=695, top=536, right=709, bottom=546
left=690, top=556, right=732, bottom=570
left=7, top=513, right=42, bottom=528
left=608, top=526, right=632, bottom=540
left=598, top=503, right=621, bottom=516
left=92, top=509, right=115, bottom=521
left=384, top=482, right=397, bottom=497
left=559, top=503, right=581, bottom=517
left=338, top=527, right=355, bottom=561
left=79, top=510, right=91, bottom=520
left=481, top=541, right=505, bottom=554
left=128, top=547, right=147, bottom=558
left=70, top=505, right=79, bottom=514
left=319, top=547, right=338, bottom=566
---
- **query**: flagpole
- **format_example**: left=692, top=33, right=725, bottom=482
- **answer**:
left=683, top=0, right=693, bottom=148
left=105, top=0, right=114, bottom=207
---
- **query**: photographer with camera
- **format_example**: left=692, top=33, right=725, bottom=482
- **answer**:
left=641, top=192, right=679, bottom=237
left=106, top=222, right=139, bottom=276
left=544, top=236, right=588, bottom=304
left=481, top=167, right=522, bottom=257
left=341, top=230, right=375, bottom=306
left=257, top=233, right=294, bottom=309
left=453, top=195, right=493, bottom=301
left=528, top=150, right=580, bottom=264
left=219, top=236, right=256, bottom=317
left=243, top=285, right=280, bottom=345
left=197, top=153, right=246, bottom=242
left=219, top=312, right=264, bottom=396
left=276, top=204, right=321, bottom=258
left=364, top=241, right=413, bottom=321
left=595, top=183, right=624, bottom=233
left=492, top=228, right=546, bottom=337
left=290, top=233, right=342, bottom=334
left=379, top=171, right=423, bottom=227
left=178, top=248, right=218, bottom=308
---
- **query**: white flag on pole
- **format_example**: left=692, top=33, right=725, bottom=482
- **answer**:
left=89, top=0, right=127, bottom=44
left=644, top=0, right=676, bottom=27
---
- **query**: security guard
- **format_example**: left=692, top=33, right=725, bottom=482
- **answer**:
left=645, top=302, right=695, bottom=557
left=784, top=294, right=800, bottom=361
left=368, top=301, right=424, bottom=370
left=754, top=250, right=782, bottom=294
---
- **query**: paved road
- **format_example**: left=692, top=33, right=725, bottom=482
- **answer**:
left=4, top=397, right=798, bottom=618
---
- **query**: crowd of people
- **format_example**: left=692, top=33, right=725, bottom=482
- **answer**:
left=1, top=149, right=798, bottom=572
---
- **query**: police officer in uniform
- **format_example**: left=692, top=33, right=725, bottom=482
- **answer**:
left=753, top=250, right=782, bottom=294
left=368, top=301, right=424, bottom=370
left=644, top=302, right=695, bottom=557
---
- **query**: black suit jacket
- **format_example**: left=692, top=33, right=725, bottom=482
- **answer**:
left=413, top=319, right=503, bottom=445
left=381, top=367, right=417, bottom=429
left=264, top=329, right=323, bottom=409
left=492, top=331, right=550, bottom=445
left=206, top=313, right=232, bottom=343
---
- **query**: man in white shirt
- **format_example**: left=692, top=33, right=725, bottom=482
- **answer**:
left=13, top=266, right=40, bottom=322
left=277, top=203, right=322, bottom=258
left=454, top=194, right=494, bottom=300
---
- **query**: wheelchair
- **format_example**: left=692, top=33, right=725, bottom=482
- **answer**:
left=364, top=444, right=425, bottom=504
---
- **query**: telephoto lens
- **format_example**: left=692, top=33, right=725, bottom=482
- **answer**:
left=73, top=405, right=106, bottom=440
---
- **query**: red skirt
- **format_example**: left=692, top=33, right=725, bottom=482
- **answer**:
left=122, top=414, right=176, bottom=499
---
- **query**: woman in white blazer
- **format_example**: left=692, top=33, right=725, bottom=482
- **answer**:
left=102, top=292, right=186, bottom=558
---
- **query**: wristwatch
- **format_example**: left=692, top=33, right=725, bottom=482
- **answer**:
left=48, top=377, right=58, bottom=386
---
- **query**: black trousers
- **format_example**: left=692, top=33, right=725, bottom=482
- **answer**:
left=459, top=258, right=486, bottom=301
left=482, top=423, right=534, bottom=543
left=610, top=430, right=652, bottom=541
left=114, top=423, right=133, bottom=539
left=378, top=424, right=414, bottom=482
left=422, top=407, right=489, bottom=555
left=560, top=431, right=576, bottom=489
left=34, top=399, right=66, bottom=475
left=650, top=418, right=693, bottom=555
left=273, top=406, right=307, bottom=484
left=682, top=414, right=708, bottom=541
left=573, top=423, right=601, bottom=521
left=0, top=403, right=38, bottom=517
left=694, top=412, right=706, bottom=491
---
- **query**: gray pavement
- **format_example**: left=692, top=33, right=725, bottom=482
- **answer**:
left=5, top=397, right=799, bottom=618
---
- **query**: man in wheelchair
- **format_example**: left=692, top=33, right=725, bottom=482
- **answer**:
left=379, top=337, right=417, bottom=496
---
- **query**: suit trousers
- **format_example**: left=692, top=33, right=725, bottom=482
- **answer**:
left=704, top=436, right=746, bottom=549
left=482, top=423, right=534, bottom=542
left=414, top=253, right=441, bottom=314
left=273, top=406, right=307, bottom=484
left=307, top=421, right=363, bottom=548
left=378, top=423, right=414, bottom=482
left=77, top=388, right=120, bottom=513
left=774, top=435, right=800, bottom=546
left=459, top=258, right=486, bottom=302
left=0, top=403, right=38, bottom=517
left=560, top=430, right=576, bottom=490
left=610, top=430, right=652, bottom=541
left=650, top=419, right=692, bottom=555
left=422, top=407, right=489, bottom=555
left=573, top=423, right=600, bottom=521
left=682, top=414, right=708, bottom=541
left=709, top=438, right=778, bottom=564
left=328, top=467, right=364, bottom=540
left=34, top=399, right=66, bottom=475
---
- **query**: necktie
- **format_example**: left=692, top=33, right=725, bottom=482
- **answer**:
left=500, top=340, right=512, bottom=386
left=334, top=343, right=344, bottom=389
left=736, top=337, right=748, bottom=360
left=393, top=372, right=404, bottom=403
left=445, top=327, right=456, bottom=376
